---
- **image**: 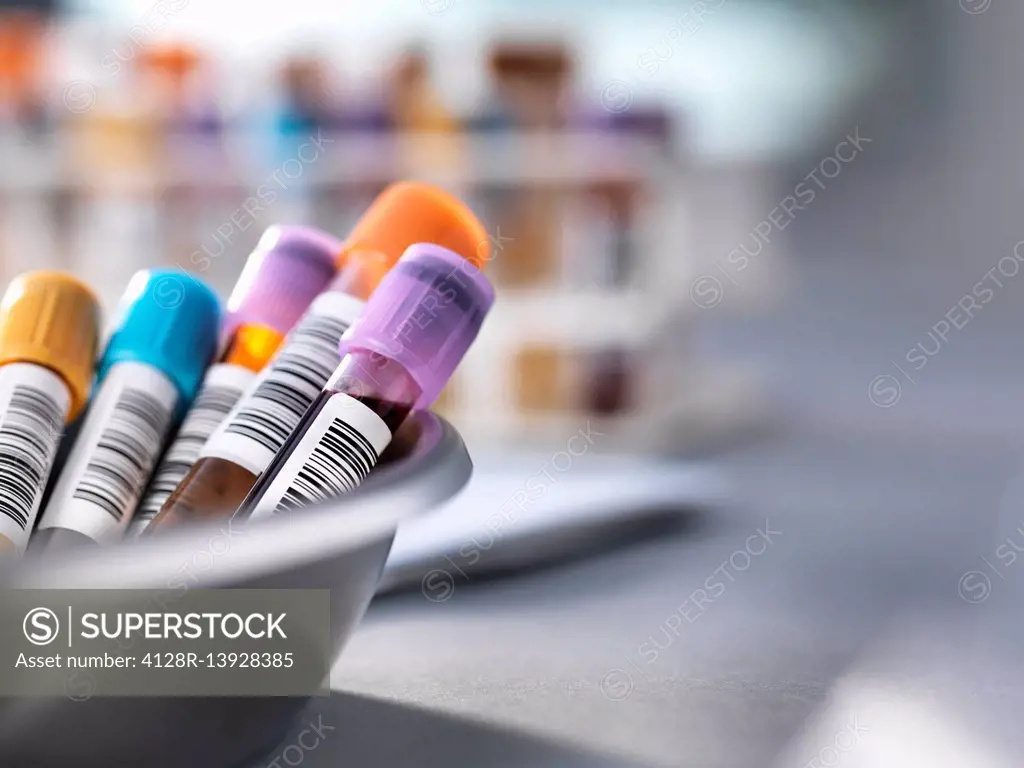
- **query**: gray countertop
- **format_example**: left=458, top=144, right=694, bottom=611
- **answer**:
left=307, top=251, right=1024, bottom=767
left=313, top=415, right=1020, bottom=767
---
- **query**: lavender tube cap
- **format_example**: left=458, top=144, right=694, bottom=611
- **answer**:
left=337, top=243, right=495, bottom=410
left=222, top=226, right=340, bottom=342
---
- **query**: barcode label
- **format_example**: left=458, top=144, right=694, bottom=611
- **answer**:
left=38, top=362, right=178, bottom=543
left=0, top=364, right=70, bottom=551
left=201, top=291, right=366, bottom=476
left=249, top=392, right=392, bottom=519
left=130, top=363, right=254, bottom=534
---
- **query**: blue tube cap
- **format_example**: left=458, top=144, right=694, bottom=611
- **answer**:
left=98, top=270, right=221, bottom=406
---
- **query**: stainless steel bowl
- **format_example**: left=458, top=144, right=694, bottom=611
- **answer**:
left=0, top=411, right=472, bottom=768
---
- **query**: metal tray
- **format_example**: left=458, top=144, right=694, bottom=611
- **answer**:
left=0, top=411, right=472, bottom=768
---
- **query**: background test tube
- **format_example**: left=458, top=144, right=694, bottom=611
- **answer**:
left=127, top=225, right=339, bottom=537
left=238, top=243, right=495, bottom=519
left=0, top=272, right=100, bottom=555
left=31, top=269, right=220, bottom=553
left=146, top=181, right=492, bottom=533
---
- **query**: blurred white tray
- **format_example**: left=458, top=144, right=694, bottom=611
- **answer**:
left=379, top=453, right=728, bottom=594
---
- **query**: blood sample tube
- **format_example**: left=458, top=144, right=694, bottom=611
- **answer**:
left=31, top=270, right=220, bottom=552
left=0, top=273, right=100, bottom=555
left=127, top=226, right=339, bottom=537
left=237, top=243, right=494, bottom=520
left=145, top=181, right=490, bottom=533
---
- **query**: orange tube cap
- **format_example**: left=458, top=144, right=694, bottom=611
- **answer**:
left=338, top=182, right=490, bottom=281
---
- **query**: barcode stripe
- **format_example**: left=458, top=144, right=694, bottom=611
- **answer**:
left=71, top=389, right=173, bottom=522
left=275, top=418, right=380, bottom=513
left=219, top=311, right=347, bottom=462
left=0, top=386, right=63, bottom=531
left=135, top=380, right=243, bottom=523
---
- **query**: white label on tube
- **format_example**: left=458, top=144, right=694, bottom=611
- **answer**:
left=0, top=364, right=71, bottom=552
left=38, top=362, right=178, bottom=543
left=130, top=362, right=255, bottom=535
left=200, top=291, right=365, bottom=476
left=249, top=392, right=392, bottom=520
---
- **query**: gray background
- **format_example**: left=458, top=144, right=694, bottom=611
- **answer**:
left=309, top=6, right=1024, bottom=765
left=308, top=252, right=1024, bottom=767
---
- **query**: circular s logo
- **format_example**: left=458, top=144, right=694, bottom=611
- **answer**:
left=421, top=0, right=455, bottom=15
left=65, top=671, right=96, bottom=702
left=960, top=0, right=991, bottom=14
left=600, top=80, right=634, bottom=114
left=63, top=81, right=97, bottom=115
left=689, top=275, right=723, bottom=309
left=24, top=607, right=60, bottom=646
left=868, top=374, right=901, bottom=408
left=421, top=569, right=455, bottom=603
left=599, top=669, right=634, bottom=701
left=958, top=570, right=992, bottom=603
left=152, top=275, right=186, bottom=310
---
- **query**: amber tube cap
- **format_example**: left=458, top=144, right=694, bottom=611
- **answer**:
left=338, top=181, right=491, bottom=277
left=0, top=271, right=101, bottom=420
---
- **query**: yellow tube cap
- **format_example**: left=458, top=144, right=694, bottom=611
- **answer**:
left=0, top=272, right=101, bottom=421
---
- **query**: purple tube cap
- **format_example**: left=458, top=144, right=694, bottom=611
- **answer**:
left=338, top=243, right=495, bottom=410
left=222, top=226, right=340, bottom=341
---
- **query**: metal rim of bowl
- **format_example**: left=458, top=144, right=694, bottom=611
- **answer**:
left=3, top=411, right=472, bottom=590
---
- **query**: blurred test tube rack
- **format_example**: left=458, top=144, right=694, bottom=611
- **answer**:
left=0, top=118, right=772, bottom=456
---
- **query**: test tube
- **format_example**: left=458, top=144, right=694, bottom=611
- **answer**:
left=145, top=181, right=490, bottom=532
left=0, top=273, right=101, bottom=555
left=30, top=270, right=220, bottom=552
left=237, top=244, right=494, bottom=520
left=127, top=226, right=339, bottom=537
